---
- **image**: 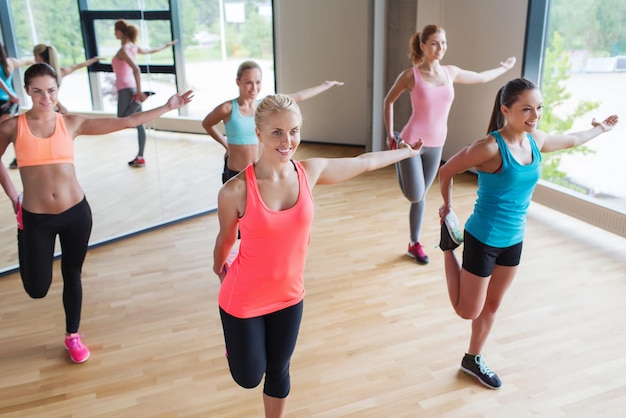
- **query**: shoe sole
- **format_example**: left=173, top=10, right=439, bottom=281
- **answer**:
left=405, top=251, right=429, bottom=264
left=444, top=213, right=464, bottom=244
left=460, top=366, right=502, bottom=390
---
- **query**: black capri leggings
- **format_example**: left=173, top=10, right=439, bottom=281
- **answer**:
left=18, top=197, right=93, bottom=334
left=222, top=156, right=240, bottom=183
left=219, top=300, right=304, bottom=398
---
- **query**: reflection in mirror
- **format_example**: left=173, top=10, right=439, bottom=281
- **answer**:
left=1, top=0, right=276, bottom=274
left=0, top=128, right=224, bottom=275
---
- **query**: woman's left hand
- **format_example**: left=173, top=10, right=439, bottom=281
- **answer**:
left=323, top=80, right=345, bottom=88
left=398, top=137, right=423, bottom=155
left=500, top=57, right=517, bottom=70
left=167, top=90, right=194, bottom=110
left=591, top=114, right=619, bottom=133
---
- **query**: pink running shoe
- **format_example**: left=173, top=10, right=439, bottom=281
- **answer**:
left=64, top=333, right=90, bottom=363
left=128, top=156, right=146, bottom=167
left=407, top=242, right=429, bottom=264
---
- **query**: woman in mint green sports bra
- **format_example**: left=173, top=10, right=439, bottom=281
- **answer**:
left=202, top=60, right=344, bottom=183
left=437, top=77, right=618, bottom=390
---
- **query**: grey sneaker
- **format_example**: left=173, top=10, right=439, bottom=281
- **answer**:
left=439, top=211, right=463, bottom=251
left=461, top=353, right=502, bottom=389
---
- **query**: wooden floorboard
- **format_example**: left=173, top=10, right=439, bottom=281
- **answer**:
left=1, top=142, right=625, bottom=417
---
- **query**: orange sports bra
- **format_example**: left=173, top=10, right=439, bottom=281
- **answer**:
left=15, top=113, right=74, bottom=167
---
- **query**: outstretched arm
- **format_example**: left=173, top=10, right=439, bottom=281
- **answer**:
left=67, top=90, right=194, bottom=137
left=287, top=80, right=344, bottom=102
left=138, top=40, right=177, bottom=55
left=450, top=56, right=516, bottom=84
left=61, top=56, right=101, bottom=78
left=302, top=139, right=423, bottom=187
left=539, top=114, right=619, bottom=153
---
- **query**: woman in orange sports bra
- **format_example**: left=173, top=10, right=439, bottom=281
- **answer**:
left=213, top=94, right=423, bottom=418
left=0, top=63, right=193, bottom=364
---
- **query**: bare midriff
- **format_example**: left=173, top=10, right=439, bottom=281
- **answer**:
left=19, top=164, right=84, bottom=214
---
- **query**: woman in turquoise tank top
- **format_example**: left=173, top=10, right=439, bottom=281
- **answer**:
left=437, top=78, right=619, bottom=390
left=383, top=24, right=516, bottom=265
left=202, top=60, right=344, bottom=183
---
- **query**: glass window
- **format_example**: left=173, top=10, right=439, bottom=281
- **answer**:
left=179, top=0, right=275, bottom=118
left=541, top=0, right=626, bottom=211
left=86, top=0, right=170, bottom=11
left=6, top=0, right=275, bottom=118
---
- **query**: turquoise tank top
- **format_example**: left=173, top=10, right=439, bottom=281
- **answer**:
left=0, top=70, right=15, bottom=101
left=464, top=131, right=542, bottom=247
left=224, top=99, right=258, bottom=145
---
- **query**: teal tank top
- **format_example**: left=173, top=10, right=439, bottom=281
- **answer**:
left=464, top=131, right=542, bottom=247
left=224, top=99, right=258, bottom=145
left=0, top=70, right=15, bottom=101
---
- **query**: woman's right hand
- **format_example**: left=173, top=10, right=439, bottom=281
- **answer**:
left=386, top=135, right=396, bottom=150
left=438, top=204, right=451, bottom=225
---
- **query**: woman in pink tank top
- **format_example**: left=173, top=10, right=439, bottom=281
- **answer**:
left=383, top=24, right=516, bottom=265
left=112, top=19, right=177, bottom=167
left=213, top=94, right=422, bottom=417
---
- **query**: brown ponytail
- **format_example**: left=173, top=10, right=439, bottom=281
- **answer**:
left=408, top=24, right=444, bottom=65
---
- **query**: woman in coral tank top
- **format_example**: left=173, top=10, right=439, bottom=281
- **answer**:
left=213, top=94, right=422, bottom=418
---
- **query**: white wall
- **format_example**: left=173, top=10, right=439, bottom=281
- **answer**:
left=416, top=0, right=527, bottom=160
left=273, top=0, right=372, bottom=146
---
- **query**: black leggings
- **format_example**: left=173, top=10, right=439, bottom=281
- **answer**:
left=222, top=156, right=241, bottom=183
left=219, top=300, right=303, bottom=398
left=18, top=198, right=93, bottom=334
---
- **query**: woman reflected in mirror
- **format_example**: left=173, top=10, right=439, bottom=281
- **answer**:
left=202, top=60, right=344, bottom=183
left=0, top=63, right=192, bottom=365
left=112, top=19, right=177, bottom=167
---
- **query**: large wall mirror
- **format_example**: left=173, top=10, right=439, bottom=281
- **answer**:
left=0, top=0, right=275, bottom=274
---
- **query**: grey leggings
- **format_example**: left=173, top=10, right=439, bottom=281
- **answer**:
left=117, top=88, right=146, bottom=156
left=395, top=145, right=443, bottom=243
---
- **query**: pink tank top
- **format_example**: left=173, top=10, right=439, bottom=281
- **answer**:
left=218, top=161, right=315, bottom=318
left=399, top=66, right=455, bottom=147
left=111, top=44, right=138, bottom=91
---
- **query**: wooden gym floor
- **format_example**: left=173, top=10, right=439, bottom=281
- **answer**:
left=0, top=141, right=625, bottom=417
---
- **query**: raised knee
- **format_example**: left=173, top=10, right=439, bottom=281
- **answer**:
left=24, top=287, right=49, bottom=299
left=233, top=373, right=263, bottom=390
left=455, top=306, right=481, bottom=320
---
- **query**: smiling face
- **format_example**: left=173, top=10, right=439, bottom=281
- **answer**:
left=256, top=110, right=302, bottom=161
left=501, top=88, right=543, bottom=132
left=236, top=68, right=262, bottom=100
left=420, top=30, right=447, bottom=61
left=25, top=74, right=58, bottom=111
